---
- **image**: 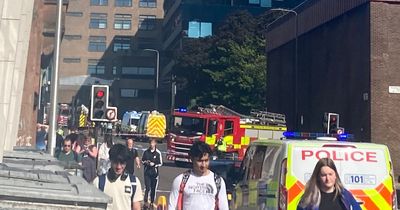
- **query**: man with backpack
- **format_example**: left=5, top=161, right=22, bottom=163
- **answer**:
left=168, top=141, right=229, bottom=210
left=93, top=144, right=143, bottom=210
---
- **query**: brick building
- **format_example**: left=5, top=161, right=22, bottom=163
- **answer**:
left=59, top=0, right=164, bottom=117
left=265, top=0, right=400, bottom=175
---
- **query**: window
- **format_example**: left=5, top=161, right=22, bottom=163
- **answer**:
left=115, top=0, right=132, bottom=7
left=112, top=66, right=117, bottom=75
left=139, top=0, right=156, bottom=7
left=121, top=67, right=155, bottom=75
left=139, top=15, right=156, bottom=31
left=113, top=36, right=132, bottom=52
left=88, top=36, right=106, bottom=52
left=89, top=13, right=107, bottom=29
left=188, top=21, right=212, bottom=38
left=64, top=35, right=82, bottom=40
left=224, top=120, right=234, bottom=136
left=248, top=146, right=266, bottom=180
left=63, top=58, right=81, bottom=63
left=66, top=12, right=83, bottom=17
left=248, top=0, right=271, bottom=7
left=91, top=0, right=108, bottom=6
left=88, top=59, right=105, bottom=74
left=114, top=14, right=132, bottom=30
left=121, top=89, right=138, bottom=98
left=207, top=120, right=218, bottom=136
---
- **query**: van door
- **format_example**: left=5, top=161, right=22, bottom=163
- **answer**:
left=287, top=143, right=396, bottom=210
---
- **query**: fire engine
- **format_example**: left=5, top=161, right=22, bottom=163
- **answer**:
left=166, top=105, right=287, bottom=164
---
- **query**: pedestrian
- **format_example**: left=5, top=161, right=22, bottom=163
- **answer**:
left=98, top=134, right=114, bottom=175
left=93, top=144, right=143, bottom=210
left=56, top=137, right=81, bottom=164
left=297, top=158, right=361, bottom=210
left=126, top=138, right=141, bottom=175
left=142, top=138, right=163, bottom=209
left=168, top=141, right=229, bottom=210
left=80, top=134, right=98, bottom=182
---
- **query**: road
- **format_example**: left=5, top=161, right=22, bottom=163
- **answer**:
left=112, top=136, right=189, bottom=203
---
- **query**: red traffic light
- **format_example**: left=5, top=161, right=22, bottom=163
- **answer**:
left=96, top=90, right=105, bottom=99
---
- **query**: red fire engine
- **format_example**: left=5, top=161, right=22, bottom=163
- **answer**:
left=166, top=105, right=287, bottom=165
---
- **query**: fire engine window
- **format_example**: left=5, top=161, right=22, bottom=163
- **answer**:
left=261, top=146, right=282, bottom=180
left=207, top=120, right=218, bottom=135
left=247, top=146, right=267, bottom=181
left=224, top=120, right=234, bottom=136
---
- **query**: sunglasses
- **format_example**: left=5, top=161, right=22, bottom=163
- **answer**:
left=63, top=144, right=71, bottom=147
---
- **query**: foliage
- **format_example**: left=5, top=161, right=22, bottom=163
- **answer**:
left=173, top=11, right=269, bottom=114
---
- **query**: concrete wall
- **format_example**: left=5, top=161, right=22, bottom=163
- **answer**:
left=267, top=3, right=371, bottom=139
left=370, top=1, right=400, bottom=176
left=0, top=0, right=34, bottom=159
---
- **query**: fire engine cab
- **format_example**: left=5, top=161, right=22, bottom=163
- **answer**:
left=166, top=105, right=287, bottom=164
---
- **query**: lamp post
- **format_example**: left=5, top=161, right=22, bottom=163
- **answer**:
left=144, top=49, right=159, bottom=110
left=267, top=8, right=299, bottom=129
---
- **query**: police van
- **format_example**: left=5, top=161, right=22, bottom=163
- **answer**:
left=230, top=134, right=397, bottom=210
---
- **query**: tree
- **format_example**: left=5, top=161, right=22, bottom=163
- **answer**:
left=173, top=11, right=268, bottom=114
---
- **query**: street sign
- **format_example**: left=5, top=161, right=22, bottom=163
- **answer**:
left=106, top=107, right=117, bottom=122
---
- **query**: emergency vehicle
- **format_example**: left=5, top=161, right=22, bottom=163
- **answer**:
left=121, top=111, right=141, bottom=135
left=230, top=133, right=397, bottom=210
left=137, top=110, right=166, bottom=141
left=166, top=105, right=287, bottom=164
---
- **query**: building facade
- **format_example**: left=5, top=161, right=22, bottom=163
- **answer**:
left=161, top=0, right=304, bottom=112
left=265, top=0, right=400, bottom=176
left=59, top=0, right=164, bottom=118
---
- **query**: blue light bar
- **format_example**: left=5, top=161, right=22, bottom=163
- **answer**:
left=283, top=132, right=353, bottom=141
left=178, top=107, right=187, bottom=112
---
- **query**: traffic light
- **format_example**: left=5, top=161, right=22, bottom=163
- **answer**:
left=90, top=85, right=109, bottom=121
left=328, top=113, right=339, bottom=134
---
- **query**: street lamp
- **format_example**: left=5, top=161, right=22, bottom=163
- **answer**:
left=266, top=8, right=299, bottom=129
left=144, top=49, right=160, bottom=110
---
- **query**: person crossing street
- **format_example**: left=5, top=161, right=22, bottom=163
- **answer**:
left=142, top=138, right=163, bottom=209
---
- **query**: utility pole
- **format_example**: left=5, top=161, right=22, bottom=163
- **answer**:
left=144, top=49, right=160, bottom=110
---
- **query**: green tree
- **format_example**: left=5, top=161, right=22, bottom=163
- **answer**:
left=174, top=11, right=268, bottom=114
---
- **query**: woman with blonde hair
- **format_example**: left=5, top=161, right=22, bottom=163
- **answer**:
left=297, top=158, right=361, bottom=210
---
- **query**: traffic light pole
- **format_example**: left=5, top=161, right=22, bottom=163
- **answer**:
left=48, top=0, right=63, bottom=156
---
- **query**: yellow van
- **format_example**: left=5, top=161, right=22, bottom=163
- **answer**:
left=231, top=138, right=397, bottom=210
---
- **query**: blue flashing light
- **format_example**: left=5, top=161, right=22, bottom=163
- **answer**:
left=283, top=131, right=296, bottom=138
left=178, top=107, right=187, bottom=112
left=338, top=133, right=349, bottom=141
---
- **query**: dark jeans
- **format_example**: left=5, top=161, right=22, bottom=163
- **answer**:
left=144, top=175, right=158, bottom=203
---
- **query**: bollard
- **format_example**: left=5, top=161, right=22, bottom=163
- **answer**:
left=157, top=195, right=167, bottom=210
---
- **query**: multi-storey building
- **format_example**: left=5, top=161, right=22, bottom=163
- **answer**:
left=59, top=0, right=164, bottom=117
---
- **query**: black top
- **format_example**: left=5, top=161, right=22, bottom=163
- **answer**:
left=319, top=190, right=345, bottom=210
left=142, top=148, right=162, bottom=177
left=125, top=148, right=138, bottom=174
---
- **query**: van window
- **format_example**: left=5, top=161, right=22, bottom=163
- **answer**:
left=240, top=145, right=256, bottom=181
left=261, top=146, right=282, bottom=180
left=247, top=146, right=266, bottom=180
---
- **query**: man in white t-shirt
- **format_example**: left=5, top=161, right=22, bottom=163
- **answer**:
left=93, top=144, right=143, bottom=210
left=169, top=141, right=229, bottom=210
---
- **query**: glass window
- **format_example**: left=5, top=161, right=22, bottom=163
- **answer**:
left=112, top=66, right=117, bottom=75
left=188, top=21, right=212, bottom=38
left=139, top=15, right=156, bottom=31
left=247, top=146, right=266, bottom=180
left=89, top=13, right=107, bottom=29
left=88, top=59, right=105, bottom=74
left=261, top=146, right=282, bottom=180
left=88, top=36, right=106, bottom=52
left=66, top=12, right=83, bottom=17
left=224, top=120, right=234, bottom=136
left=207, top=120, right=218, bottom=135
left=249, top=0, right=260, bottom=4
left=114, top=14, right=132, bottom=30
left=63, top=58, right=81, bottom=63
left=120, top=89, right=138, bottom=97
left=91, top=0, right=108, bottom=6
left=121, top=67, right=154, bottom=75
left=113, top=36, right=132, bottom=52
left=64, top=35, right=82, bottom=40
left=139, top=0, right=156, bottom=8
left=115, top=0, right=132, bottom=7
